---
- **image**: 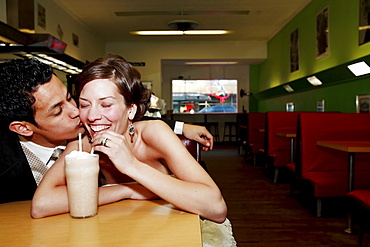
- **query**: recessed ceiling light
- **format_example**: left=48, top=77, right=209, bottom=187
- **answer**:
left=347, top=61, right=370, bottom=76
left=283, top=85, right=294, bottom=92
left=307, top=76, right=323, bottom=86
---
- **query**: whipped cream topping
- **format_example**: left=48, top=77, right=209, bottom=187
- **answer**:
left=66, top=150, right=96, bottom=159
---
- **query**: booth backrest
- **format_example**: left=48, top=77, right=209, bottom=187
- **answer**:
left=298, top=113, right=370, bottom=177
left=265, top=111, right=299, bottom=167
left=247, top=113, right=266, bottom=154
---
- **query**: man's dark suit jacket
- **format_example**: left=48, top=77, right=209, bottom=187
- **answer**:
left=0, top=117, right=176, bottom=204
left=0, top=130, right=37, bottom=203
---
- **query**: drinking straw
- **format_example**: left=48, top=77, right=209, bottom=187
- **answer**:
left=78, top=133, right=82, bottom=152
left=90, top=147, right=94, bottom=154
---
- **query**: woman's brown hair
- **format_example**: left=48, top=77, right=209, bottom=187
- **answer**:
left=76, top=54, right=151, bottom=120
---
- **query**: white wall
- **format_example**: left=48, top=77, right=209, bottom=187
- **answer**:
left=0, top=0, right=6, bottom=22
left=34, top=0, right=105, bottom=63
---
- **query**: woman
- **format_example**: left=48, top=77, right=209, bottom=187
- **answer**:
left=80, top=54, right=228, bottom=222
left=32, top=55, right=226, bottom=222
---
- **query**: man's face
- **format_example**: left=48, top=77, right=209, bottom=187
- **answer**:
left=29, top=75, right=84, bottom=147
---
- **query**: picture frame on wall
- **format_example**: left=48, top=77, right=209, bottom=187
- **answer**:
left=290, top=29, right=299, bottom=72
left=356, top=94, right=370, bottom=113
left=316, top=6, right=330, bottom=59
left=317, top=100, right=325, bottom=112
left=37, top=4, right=46, bottom=30
left=286, top=102, right=295, bottom=112
left=359, top=0, right=370, bottom=45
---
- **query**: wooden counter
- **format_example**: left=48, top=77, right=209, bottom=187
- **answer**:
left=0, top=199, right=202, bottom=247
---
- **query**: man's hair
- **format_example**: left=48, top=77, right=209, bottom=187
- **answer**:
left=0, top=58, right=53, bottom=129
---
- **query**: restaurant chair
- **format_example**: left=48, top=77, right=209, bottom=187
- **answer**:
left=205, top=122, right=220, bottom=142
left=178, top=135, right=207, bottom=171
left=223, top=122, right=237, bottom=142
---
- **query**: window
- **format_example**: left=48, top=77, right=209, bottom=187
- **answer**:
left=172, top=79, right=237, bottom=113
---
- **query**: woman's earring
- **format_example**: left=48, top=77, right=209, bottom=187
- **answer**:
left=129, top=122, right=135, bottom=143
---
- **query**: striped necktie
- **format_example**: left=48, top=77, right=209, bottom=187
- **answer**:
left=49, top=148, right=64, bottom=162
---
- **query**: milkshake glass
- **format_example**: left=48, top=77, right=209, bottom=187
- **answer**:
left=65, top=151, right=100, bottom=219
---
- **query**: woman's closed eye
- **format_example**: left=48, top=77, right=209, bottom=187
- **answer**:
left=102, top=103, right=113, bottom=108
left=79, top=103, right=90, bottom=108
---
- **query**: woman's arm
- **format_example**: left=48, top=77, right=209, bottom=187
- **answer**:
left=31, top=136, right=157, bottom=219
left=91, top=121, right=227, bottom=223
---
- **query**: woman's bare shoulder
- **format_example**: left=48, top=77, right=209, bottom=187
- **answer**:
left=136, top=119, right=171, bottom=132
left=136, top=119, right=177, bottom=143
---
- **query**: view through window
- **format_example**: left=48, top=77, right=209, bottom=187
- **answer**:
left=172, top=79, right=237, bottom=113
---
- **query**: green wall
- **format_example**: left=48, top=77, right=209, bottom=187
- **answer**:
left=253, top=0, right=370, bottom=113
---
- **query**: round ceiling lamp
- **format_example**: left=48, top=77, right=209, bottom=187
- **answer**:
left=168, top=20, right=199, bottom=31
left=130, top=19, right=231, bottom=36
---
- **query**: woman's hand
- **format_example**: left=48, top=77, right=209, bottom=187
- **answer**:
left=91, top=130, right=137, bottom=174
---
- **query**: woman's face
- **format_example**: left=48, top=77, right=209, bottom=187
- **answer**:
left=79, top=79, right=135, bottom=137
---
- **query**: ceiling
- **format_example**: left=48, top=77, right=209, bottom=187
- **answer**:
left=52, top=0, right=312, bottom=43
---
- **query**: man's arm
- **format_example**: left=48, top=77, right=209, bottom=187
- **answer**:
left=140, top=116, right=213, bottom=150
left=182, top=124, right=213, bottom=151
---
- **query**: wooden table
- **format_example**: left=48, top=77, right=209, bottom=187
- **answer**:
left=317, top=140, right=370, bottom=233
left=317, top=141, right=370, bottom=191
left=0, top=199, right=202, bottom=247
left=276, top=132, right=296, bottom=162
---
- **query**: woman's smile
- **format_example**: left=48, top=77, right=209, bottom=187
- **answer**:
left=89, top=124, right=111, bottom=136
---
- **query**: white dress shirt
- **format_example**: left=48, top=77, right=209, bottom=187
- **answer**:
left=19, top=136, right=65, bottom=184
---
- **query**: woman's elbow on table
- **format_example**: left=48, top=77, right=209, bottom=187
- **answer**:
left=30, top=194, right=65, bottom=219
left=206, top=198, right=227, bottom=224
left=30, top=198, right=48, bottom=219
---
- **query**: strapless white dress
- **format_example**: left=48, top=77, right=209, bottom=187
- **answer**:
left=200, top=218, right=237, bottom=247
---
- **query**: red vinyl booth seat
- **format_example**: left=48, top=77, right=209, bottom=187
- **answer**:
left=348, top=190, right=370, bottom=208
left=247, top=112, right=266, bottom=155
left=265, top=111, right=299, bottom=168
left=264, top=111, right=299, bottom=182
left=347, top=189, right=370, bottom=246
left=242, top=113, right=266, bottom=166
left=304, top=170, right=370, bottom=198
left=298, top=113, right=370, bottom=199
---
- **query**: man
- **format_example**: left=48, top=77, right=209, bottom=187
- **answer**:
left=0, top=58, right=213, bottom=204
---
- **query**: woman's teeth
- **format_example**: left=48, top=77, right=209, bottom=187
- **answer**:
left=91, top=125, right=110, bottom=132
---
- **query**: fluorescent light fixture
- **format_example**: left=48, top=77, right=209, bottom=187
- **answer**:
left=185, top=61, right=238, bottom=65
left=131, top=30, right=184, bottom=35
left=283, top=85, right=294, bottom=92
left=0, top=35, right=17, bottom=44
left=347, top=61, right=370, bottom=76
left=359, top=25, right=370, bottom=31
left=184, top=30, right=230, bottom=35
left=130, top=30, right=230, bottom=36
left=21, top=53, right=82, bottom=74
left=307, top=76, right=322, bottom=86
